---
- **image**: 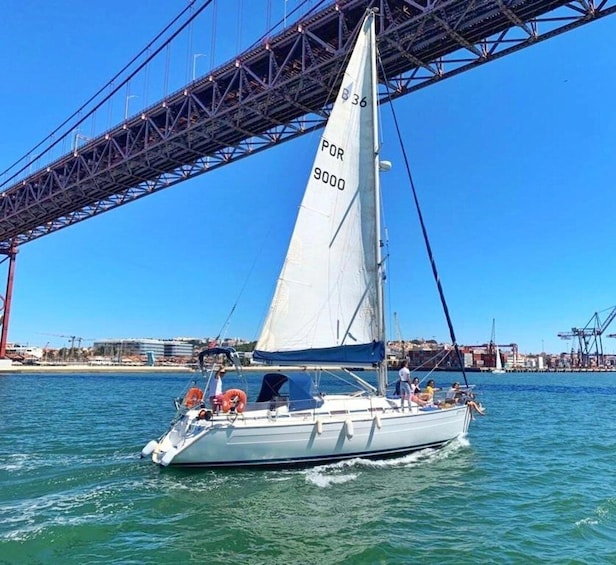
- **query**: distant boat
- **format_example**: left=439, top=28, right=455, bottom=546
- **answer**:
left=141, top=10, right=476, bottom=469
left=491, top=319, right=506, bottom=374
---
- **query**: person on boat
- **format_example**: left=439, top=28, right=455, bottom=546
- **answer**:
left=208, top=366, right=226, bottom=412
left=445, top=382, right=459, bottom=404
left=410, top=376, right=428, bottom=406
left=394, top=374, right=401, bottom=397
left=398, top=360, right=412, bottom=410
left=446, top=382, right=484, bottom=417
left=422, top=379, right=439, bottom=404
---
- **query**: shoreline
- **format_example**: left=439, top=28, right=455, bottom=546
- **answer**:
left=2, top=362, right=614, bottom=375
left=0, top=363, right=331, bottom=374
left=0, top=363, right=194, bottom=374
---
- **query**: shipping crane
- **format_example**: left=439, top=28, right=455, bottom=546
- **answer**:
left=394, top=312, right=403, bottom=343
left=393, top=311, right=405, bottom=360
left=42, top=341, right=50, bottom=362
left=37, top=332, right=92, bottom=362
left=557, top=305, right=616, bottom=368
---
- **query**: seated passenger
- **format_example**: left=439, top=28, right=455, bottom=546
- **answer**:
left=422, top=379, right=439, bottom=404
left=446, top=381, right=484, bottom=417
left=410, top=377, right=428, bottom=406
left=445, top=381, right=460, bottom=404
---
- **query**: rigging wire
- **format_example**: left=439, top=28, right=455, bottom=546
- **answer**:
left=0, top=0, right=214, bottom=189
left=377, top=59, right=469, bottom=388
left=413, top=349, right=453, bottom=384
left=210, top=0, right=218, bottom=69
left=211, top=222, right=280, bottom=347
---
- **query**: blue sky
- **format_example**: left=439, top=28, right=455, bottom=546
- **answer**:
left=1, top=1, right=615, bottom=354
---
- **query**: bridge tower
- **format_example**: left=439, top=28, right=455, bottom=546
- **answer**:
left=0, top=242, right=18, bottom=360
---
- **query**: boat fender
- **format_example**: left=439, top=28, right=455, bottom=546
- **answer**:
left=222, top=389, right=247, bottom=413
left=183, top=387, right=204, bottom=409
left=315, top=419, right=323, bottom=435
left=374, top=414, right=382, bottom=429
left=140, top=440, right=158, bottom=458
left=345, top=418, right=354, bottom=438
left=160, top=448, right=178, bottom=467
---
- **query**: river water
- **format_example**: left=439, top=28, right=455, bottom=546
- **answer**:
left=1, top=370, right=615, bottom=564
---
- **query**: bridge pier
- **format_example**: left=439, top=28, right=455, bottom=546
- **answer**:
left=0, top=242, right=18, bottom=360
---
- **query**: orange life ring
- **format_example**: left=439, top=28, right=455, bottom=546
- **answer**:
left=183, top=387, right=204, bottom=408
left=221, top=388, right=247, bottom=413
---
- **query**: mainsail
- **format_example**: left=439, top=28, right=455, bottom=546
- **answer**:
left=254, top=15, right=384, bottom=365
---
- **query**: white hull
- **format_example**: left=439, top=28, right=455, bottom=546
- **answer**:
left=148, top=396, right=471, bottom=468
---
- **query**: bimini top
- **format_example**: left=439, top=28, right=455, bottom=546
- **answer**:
left=256, top=372, right=324, bottom=411
left=197, top=347, right=241, bottom=371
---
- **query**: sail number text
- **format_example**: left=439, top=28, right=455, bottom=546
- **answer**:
left=342, top=88, right=367, bottom=107
left=314, top=139, right=346, bottom=190
left=311, top=87, right=366, bottom=190
left=313, top=167, right=345, bottom=191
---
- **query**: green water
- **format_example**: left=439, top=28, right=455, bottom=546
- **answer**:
left=1, top=371, right=615, bottom=564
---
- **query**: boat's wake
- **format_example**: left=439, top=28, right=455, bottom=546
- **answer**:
left=575, top=497, right=616, bottom=528
left=303, top=434, right=470, bottom=487
left=303, top=469, right=359, bottom=488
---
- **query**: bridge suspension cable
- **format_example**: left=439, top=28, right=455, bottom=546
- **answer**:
left=0, top=0, right=214, bottom=190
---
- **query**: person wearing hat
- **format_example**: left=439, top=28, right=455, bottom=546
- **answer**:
left=208, top=366, right=226, bottom=412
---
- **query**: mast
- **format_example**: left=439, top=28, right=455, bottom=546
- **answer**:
left=369, top=11, right=387, bottom=396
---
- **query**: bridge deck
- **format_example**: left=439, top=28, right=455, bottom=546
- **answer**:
left=0, top=0, right=614, bottom=251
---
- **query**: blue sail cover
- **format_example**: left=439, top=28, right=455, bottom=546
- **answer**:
left=253, top=341, right=385, bottom=365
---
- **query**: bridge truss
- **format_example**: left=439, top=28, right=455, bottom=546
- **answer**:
left=1, top=0, right=615, bottom=252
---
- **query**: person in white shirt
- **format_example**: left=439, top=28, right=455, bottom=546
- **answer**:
left=398, top=360, right=412, bottom=410
left=208, top=366, right=226, bottom=411
left=445, top=382, right=460, bottom=403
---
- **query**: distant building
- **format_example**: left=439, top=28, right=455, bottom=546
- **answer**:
left=93, top=338, right=194, bottom=359
left=6, top=344, right=44, bottom=359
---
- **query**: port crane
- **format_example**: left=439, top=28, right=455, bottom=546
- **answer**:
left=606, top=333, right=616, bottom=355
left=557, top=306, right=616, bottom=368
left=394, top=312, right=403, bottom=343
left=37, top=332, right=92, bottom=361
left=392, top=312, right=405, bottom=359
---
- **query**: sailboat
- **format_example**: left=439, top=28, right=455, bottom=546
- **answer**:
left=493, top=344, right=505, bottom=374
left=491, top=319, right=506, bottom=374
left=141, top=11, right=475, bottom=468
